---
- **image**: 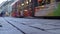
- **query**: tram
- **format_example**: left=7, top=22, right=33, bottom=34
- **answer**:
left=11, top=0, right=60, bottom=17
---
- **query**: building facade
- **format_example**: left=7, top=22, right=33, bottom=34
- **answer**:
left=0, top=0, right=15, bottom=16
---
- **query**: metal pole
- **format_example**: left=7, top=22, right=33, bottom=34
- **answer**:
left=31, top=0, right=35, bottom=17
left=7, top=0, right=8, bottom=16
left=31, top=0, right=38, bottom=17
left=20, top=0, right=24, bottom=17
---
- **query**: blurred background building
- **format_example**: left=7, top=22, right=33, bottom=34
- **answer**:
left=0, top=0, right=15, bottom=16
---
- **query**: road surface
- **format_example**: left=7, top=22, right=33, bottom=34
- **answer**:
left=0, top=17, right=60, bottom=34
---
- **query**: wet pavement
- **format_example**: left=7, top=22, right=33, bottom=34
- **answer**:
left=0, top=17, right=60, bottom=34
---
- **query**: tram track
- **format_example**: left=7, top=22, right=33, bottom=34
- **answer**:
left=3, top=18, right=26, bottom=34
left=5, top=18, right=56, bottom=34
left=4, top=17, right=60, bottom=34
left=7, top=19, right=60, bottom=31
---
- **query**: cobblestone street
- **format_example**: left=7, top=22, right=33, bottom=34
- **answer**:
left=0, top=17, right=60, bottom=34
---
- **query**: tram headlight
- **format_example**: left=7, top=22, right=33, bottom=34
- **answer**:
left=26, top=1, right=28, bottom=4
left=21, top=3, right=24, bottom=6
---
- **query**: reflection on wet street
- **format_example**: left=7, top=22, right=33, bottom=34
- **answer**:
left=0, top=17, right=60, bottom=34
